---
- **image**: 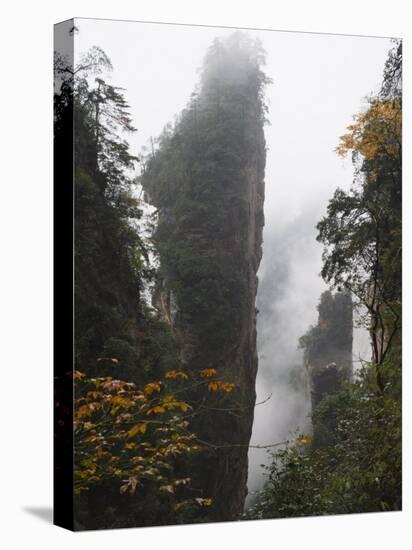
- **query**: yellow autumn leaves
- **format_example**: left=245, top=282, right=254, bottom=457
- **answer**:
left=207, top=381, right=235, bottom=393
left=127, top=423, right=147, bottom=437
left=336, top=98, right=401, bottom=162
left=165, top=370, right=189, bottom=380
left=296, top=434, right=313, bottom=445
left=164, top=367, right=235, bottom=392
left=200, top=368, right=217, bottom=377
left=73, top=365, right=236, bottom=507
left=144, top=381, right=162, bottom=396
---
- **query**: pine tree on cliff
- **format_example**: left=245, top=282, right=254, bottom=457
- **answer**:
left=141, top=32, right=270, bottom=521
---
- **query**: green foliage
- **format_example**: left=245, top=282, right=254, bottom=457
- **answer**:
left=299, top=290, right=353, bottom=371
left=72, top=366, right=236, bottom=528
left=246, top=355, right=401, bottom=519
left=316, top=41, right=402, bottom=372
left=55, top=46, right=197, bottom=528
left=141, top=32, right=269, bottom=368
left=67, top=49, right=180, bottom=388
left=299, top=290, right=353, bottom=443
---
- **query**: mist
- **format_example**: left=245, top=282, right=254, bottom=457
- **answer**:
left=247, top=32, right=389, bottom=496
left=74, top=17, right=391, bottom=501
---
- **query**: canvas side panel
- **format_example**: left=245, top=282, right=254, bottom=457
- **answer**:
left=53, top=18, right=75, bottom=532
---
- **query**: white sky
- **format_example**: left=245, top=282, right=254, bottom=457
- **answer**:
left=74, top=18, right=391, bottom=494
left=74, top=18, right=391, bottom=258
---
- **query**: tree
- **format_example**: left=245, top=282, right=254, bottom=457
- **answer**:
left=55, top=45, right=193, bottom=528
left=245, top=360, right=401, bottom=519
left=316, top=42, right=401, bottom=388
left=64, top=48, right=158, bottom=385
left=72, top=367, right=234, bottom=527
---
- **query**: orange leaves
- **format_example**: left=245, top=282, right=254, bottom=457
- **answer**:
left=200, top=368, right=235, bottom=392
left=336, top=98, right=401, bottom=162
left=111, top=395, right=133, bottom=409
left=73, top=366, right=234, bottom=508
left=165, top=370, right=189, bottom=380
left=147, top=399, right=191, bottom=415
left=147, top=405, right=166, bottom=415
left=101, top=379, right=135, bottom=392
left=208, top=381, right=235, bottom=393
left=144, top=381, right=162, bottom=396
left=76, top=402, right=101, bottom=419
left=177, top=402, right=191, bottom=412
left=200, top=368, right=217, bottom=378
left=162, top=395, right=191, bottom=412
left=74, top=369, right=202, bottom=498
left=86, top=391, right=102, bottom=400
left=110, top=395, right=134, bottom=411
left=146, top=395, right=192, bottom=415
left=127, top=423, right=147, bottom=437
left=296, top=434, right=313, bottom=445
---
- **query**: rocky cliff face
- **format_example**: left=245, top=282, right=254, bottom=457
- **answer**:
left=141, top=33, right=268, bottom=520
left=302, top=291, right=353, bottom=407
left=300, top=291, right=353, bottom=445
